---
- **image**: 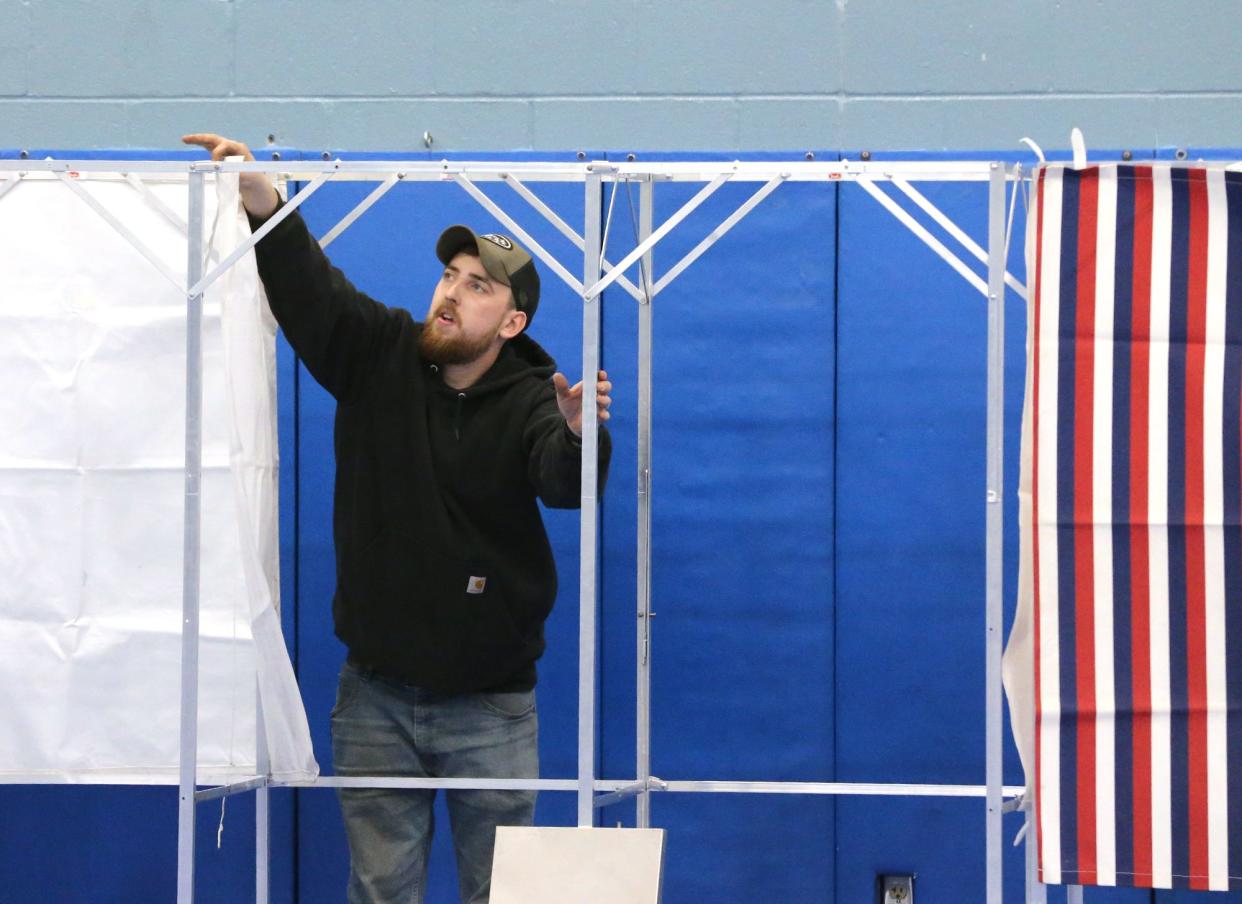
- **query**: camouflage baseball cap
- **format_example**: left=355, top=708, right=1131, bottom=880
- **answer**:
left=436, top=225, right=541, bottom=328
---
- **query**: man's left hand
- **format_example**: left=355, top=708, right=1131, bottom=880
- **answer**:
left=553, top=370, right=612, bottom=437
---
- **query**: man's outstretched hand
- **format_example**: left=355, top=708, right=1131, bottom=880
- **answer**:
left=553, top=370, right=612, bottom=438
left=181, top=133, right=280, bottom=220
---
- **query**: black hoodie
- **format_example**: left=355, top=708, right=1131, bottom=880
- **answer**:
left=250, top=207, right=611, bottom=692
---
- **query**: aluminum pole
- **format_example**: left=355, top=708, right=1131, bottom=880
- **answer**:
left=177, top=168, right=207, bottom=904
left=985, top=162, right=1006, bottom=903
left=577, top=167, right=604, bottom=827
left=636, top=177, right=654, bottom=829
left=255, top=687, right=270, bottom=903
left=1026, top=807, right=1047, bottom=903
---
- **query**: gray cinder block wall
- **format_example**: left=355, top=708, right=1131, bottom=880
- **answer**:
left=2, top=0, right=1241, bottom=157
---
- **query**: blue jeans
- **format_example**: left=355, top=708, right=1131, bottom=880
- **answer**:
left=331, top=660, right=539, bottom=904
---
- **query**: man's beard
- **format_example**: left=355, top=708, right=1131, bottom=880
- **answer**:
left=418, top=317, right=496, bottom=366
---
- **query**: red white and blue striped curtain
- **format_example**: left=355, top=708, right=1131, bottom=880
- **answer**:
left=1004, top=163, right=1242, bottom=892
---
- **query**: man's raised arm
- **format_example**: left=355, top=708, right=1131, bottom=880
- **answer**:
left=181, top=133, right=280, bottom=220
left=180, top=132, right=395, bottom=401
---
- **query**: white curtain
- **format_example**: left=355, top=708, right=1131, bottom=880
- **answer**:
left=0, top=169, right=317, bottom=784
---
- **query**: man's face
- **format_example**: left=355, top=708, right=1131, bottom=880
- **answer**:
left=419, top=251, right=525, bottom=365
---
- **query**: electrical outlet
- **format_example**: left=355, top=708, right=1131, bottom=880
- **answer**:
left=877, top=874, right=915, bottom=904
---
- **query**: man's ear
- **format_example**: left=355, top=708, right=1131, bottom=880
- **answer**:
left=498, top=308, right=527, bottom=340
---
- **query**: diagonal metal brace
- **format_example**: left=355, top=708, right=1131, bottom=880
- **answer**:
left=320, top=173, right=401, bottom=250
left=502, top=173, right=644, bottom=303
left=584, top=173, right=731, bottom=300
left=124, top=172, right=188, bottom=234
left=652, top=174, right=787, bottom=297
left=55, top=170, right=185, bottom=293
left=0, top=174, right=20, bottom=204
left=892, top=178, right=1027, bottom=300
left=187, top=168, right=335, bottom=298
left=856, top=177, right=989, bottom=297
left=454, top=174, right=584, bottom=295
left=121, top=173, right=221, bottom=268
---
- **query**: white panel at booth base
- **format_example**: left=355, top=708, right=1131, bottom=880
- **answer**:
left=490, top=827, right=665, bottom=904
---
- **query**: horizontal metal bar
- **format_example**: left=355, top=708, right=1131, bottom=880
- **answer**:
left=187, top=169, right=333, bottom=297
left=55, top=171, right=185, bottom=293
left=652, top=173, right=786, bottom=297
left=0, top=161, right=216, bottom=174
left=252, top=160, right=1016, bottom=181
left=319, top=173, right=400, bottom=250
left=264, top=776, right=1023, bottom=798
left=659, top=781, right=1025, bottom=797
left=0, top=159, right=1039, bottom=183
left=502, top=174, right=644, bottom=303
left=892, top=178, right=1027, bottom=300
left=4, top=170, right=204, bottom=186
left=194, top=776, right=268, bottom=803
left=610, top=160, right=1025, bottom=182
left=856, top=178, right=990, bottom=297
left=585, top=172, right=730, bottom=300
left=276, top=777, right=617, bottom=792
left=453, top=174, right=584, bottom=295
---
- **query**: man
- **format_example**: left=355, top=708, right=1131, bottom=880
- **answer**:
left=182, top=134, right=612, bottom=904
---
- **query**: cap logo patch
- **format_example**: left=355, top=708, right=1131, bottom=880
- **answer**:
left=480, top=234, right=513, bottom=251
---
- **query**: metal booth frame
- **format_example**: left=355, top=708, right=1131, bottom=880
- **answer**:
left=0, top=156, right=1045, bottom=903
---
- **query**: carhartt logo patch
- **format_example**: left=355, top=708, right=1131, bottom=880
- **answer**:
left=467, top=576, right=487, bottom=594
left=479, top=233, right=513, bottom=251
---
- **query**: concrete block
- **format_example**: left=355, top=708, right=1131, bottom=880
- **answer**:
left=1044, top=1, right=1242, bottom=93
left=129, top=98, right=531, bottom=152
left=28, top=0, right=233, bottom=97
left=0, top=0, right=30, bottom=96
left=131, top=99, right=334, bottom=151
left=839, top=96, right=1162, bottom=152
left=236, top=0, right=838, bottom=98
left=843, top=1, right=1242, bottom=96
left=326, top=99, right=533, bottom=151
left=842, top=1, right=1054, bottom=94
left=586, top=0, right=839, bottom=96
left=532, top=98, right=738, bottom=151
left=235, top=0, right=435, bottom=97
left=737, top=97, right=840, bottom=151
left=1154, top=95, right=1242, bottom=150
left=3, top=101, right=134, bottom=149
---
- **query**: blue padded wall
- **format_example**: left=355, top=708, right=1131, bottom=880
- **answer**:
left=595, top=151, right=838, bottom=902
left=834, top=150, right=1032, bottom=903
